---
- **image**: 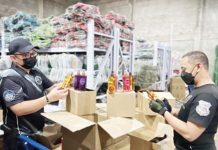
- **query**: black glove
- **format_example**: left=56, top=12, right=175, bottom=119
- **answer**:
left=162, top=98, right=172, bottom=112
left=149, top=99, right=168, bottom=116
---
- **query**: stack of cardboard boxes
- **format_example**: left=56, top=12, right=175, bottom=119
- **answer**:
left=42, top=89, right=143, bottom=150
left=41, top=88, right=177, bottom=150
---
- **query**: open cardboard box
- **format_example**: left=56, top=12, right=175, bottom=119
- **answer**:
left=137, top=92, right=176, bottom=115
left=34, top=124, right=62, bottom=149
left=66, top=88, right=96, bottom=115
left=42, top=111, right=143, bottom=150
left=129, top=122, right=174, bottom=150
left=107, top=91, right=136, bottom=117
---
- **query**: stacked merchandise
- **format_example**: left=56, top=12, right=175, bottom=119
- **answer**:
left=28, top=18, right=55, bottom=48
left=105, top=11, right=135, bottom=53
left=135, top=40, right=154, bottom=69
left=51, top=2, right=113, bottom=49
left=3, top=12, right=39, bottom=47
left=135, top=65, right=159, bottom=90
left=213, top=45, right=218, bottom=85
left=36, top=54, right=83, bottom=83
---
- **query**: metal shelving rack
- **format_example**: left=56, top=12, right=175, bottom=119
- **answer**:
left=135, top=41, right=171, bottom=91
left=113, top=28, right=135, bottom=82
left=0, top=19, right=135, bottom=91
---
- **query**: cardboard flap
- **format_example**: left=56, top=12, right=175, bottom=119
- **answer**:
left=154, top=123, right=173, bottom=138
left=42, top=112, right=95, bottom=132
left=142, top=92, right=175, bottom=100
left=98, top=118, right=144, bottom=139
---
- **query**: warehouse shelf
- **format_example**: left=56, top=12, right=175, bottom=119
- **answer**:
left=37, top=47, right=107, bottom=53
left=0, top=19, right=135, bottom=92
left=120, top=38, right=133, bottom=43
left=94, top=32, right=114, bottom=38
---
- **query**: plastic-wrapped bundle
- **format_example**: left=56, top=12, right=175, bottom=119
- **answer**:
left=28, top=19, right=55, bottom=48
left=135, top=65, right=159, bottom=89
left=105, top=11, right=134, bottom=40
left=65, top=2, right=100, bottom=21
left=94, top=17, right=113, bottom=35
left=3, top=11, right=39, bottom=45
left=51, top=2, right=113, bottom=49
left=95, top=35, right=112, bottom=49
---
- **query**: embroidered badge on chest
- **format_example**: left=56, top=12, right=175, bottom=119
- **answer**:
left=196, top=100, right=211, bottom=116
left=35, top=76, right=42, bottom=85
left=3, top=90, right=16, bottom=102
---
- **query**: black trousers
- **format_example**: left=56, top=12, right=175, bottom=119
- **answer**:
left=3, top=130, right=24, bottom=150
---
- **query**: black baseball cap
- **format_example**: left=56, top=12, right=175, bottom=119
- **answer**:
left=8, top=38, right=39, bottom=55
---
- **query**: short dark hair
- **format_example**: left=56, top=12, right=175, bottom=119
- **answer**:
left=182, top=51, right=209, bottom=70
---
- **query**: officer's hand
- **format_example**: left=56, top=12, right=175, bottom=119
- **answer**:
left=149, top=99, right=168, bottom=116
left=162, top=98, right=172, bottom=112
left=47, top=85, right=68, bottom=102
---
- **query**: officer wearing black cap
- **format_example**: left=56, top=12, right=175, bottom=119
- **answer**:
left=149, top=51, right=218, bottom=150
left=0, top=38, right=68, bottom=150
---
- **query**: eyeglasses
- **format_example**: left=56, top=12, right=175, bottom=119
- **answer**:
left=14, top=51, right=38, bottom=59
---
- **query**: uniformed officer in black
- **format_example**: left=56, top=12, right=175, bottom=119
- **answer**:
left=149, top=51, right=218, bottom=150
left=0, top=38, right=68, bottom=150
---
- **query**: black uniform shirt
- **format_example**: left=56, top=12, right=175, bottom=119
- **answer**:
left=174, top=84, right=218, bottom=150
left=0, top=64, right=53, bottom=133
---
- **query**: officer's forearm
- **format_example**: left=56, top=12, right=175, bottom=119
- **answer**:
left=164, top=111, right=204, bottom=142
left=10, top=96, right=48, bottom=116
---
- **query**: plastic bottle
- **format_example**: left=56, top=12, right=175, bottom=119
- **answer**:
left=113, top=72, right=118, bottom=91
left=108, top=71, right=116, bottom=94
left=129, top=72, right=135, bottom=91
left=78, top=70, right=87, bottom=91
left=74, top=71, right=80, bottom=90
left=123, top=70, right=130, bottom=92
left=61, top=74, right=72, bottom=89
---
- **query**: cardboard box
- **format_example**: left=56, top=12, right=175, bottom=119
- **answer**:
left=137, top=92, right=176, bottom=116
left=169, top=77, right=186, bottom=100
left=66, top=89, right=96, bottom=115
left=107, top=91, right=136, bottom=117
left=35, top=124, right=62, bottom=149
left=129, top=123, right=174, bottom=150
left=42, top=111, right=143, bottom=150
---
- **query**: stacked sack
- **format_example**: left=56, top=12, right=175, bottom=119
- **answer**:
left=28, top=18, right=55, bottom=48
left=51, top=2, right=113, bottom=49
left=105, top=11, right=135, bottom=53
left=3, top=11, right=39, bottom=47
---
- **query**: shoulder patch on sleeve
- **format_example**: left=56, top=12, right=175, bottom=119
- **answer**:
left=3, top=90, right=16, bottom=102
left=196, top=100, right=211, bottom=116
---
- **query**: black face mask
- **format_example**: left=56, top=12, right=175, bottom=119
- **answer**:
left=22, top=57, right=37, bottom=69
left=180, top=65, right=197, bottom=85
